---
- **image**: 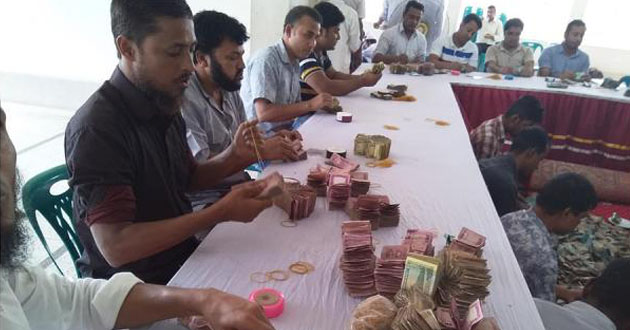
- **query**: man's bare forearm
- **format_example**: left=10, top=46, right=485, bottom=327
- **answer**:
left=91, top=206, right=225, bottom=267
left=256, top=101, right=313, bottom=123
left=115, top=284, right=212, bottom=328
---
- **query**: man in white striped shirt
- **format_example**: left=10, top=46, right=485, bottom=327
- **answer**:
left=429, top=13, right=482, bottom=73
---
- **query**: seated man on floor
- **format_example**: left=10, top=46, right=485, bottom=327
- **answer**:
left=65, top=0, right=273, bottom=284
left=300, top=2, right=381, bottom=101
left=538, top=20, right=603, bottom=81
left=241, top=6, right=334, bottom=135
left=372, top=1, right=427, bottom=65
left=470, top=95, right=544, bottom=159
left=501, top=173, right=597, bottom=302
left=536, top=258, right=630, bottom=330
left=0, top=106, right=274, bottom=330
left=479, top=125, right=548, bottom=217
left=428, top=13, right=481, bottom=73
left=183, top=10, right=304, bottom=210
left=485, top=18, right=534, bottom=77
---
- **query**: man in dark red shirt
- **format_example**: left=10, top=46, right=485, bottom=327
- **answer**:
left=65, top=0, right=272, bottom=284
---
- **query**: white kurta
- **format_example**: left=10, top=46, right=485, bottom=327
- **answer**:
left=325, top=0, right=361, bottom=74
left=1, top=266, right=141, bottom=330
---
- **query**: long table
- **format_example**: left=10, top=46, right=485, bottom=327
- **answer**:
left=148, top=71, right=628, bottom=330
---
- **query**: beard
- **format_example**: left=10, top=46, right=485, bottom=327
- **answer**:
left=135, top=76, right=183, bottom=116
left=211, top=55, right=242, bottom=92
left=134, top=63, right=188, bottom=116
left=1, top=175, right=30, bottom=270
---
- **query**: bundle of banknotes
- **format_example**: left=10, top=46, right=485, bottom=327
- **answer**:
left=402, top=229, right=436, bottom=256
left=340, top=221, right=378, bottom=297
left=350, top=171, right=370, bottom=197
left=328, top=173, right=351, bottom=209
left=449, top=227, right=487, bottom=257
left=354, top=134, right=392, bottom=160
left=391, top=286, right=441, bottom=330
left=273, top=184, right=317, bottom=220
left=435, top=248, right=491, bottom=319
left=375, top=245, right=409, bottom=297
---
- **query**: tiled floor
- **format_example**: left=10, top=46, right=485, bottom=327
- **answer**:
left=5, top=101, right=78, bottom=278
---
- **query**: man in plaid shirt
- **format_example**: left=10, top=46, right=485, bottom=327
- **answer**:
left=470, top=95, right=545, bottom=159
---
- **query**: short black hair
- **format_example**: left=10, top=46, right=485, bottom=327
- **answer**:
left=193, top=10, right=249, bottom=63
left=536, top=173, right=597, bottom=215
left=506, top=95, right=544, bottom=123
left=510, top=125, right=549, bottom=154
left=404, top=1, right=424, bottom=16
left=565, top=19, right=586, bottom=34
left=462, top=13, right=482, bottom=30
left=284, top=5, right=322, bottom=30
left=313, top=2, right=345, bottom=29
left=588, top=258, right=630, bottom=319
left=488, top=5, right=496, bottom=10
left=504, top=18, right=524, bottom=32
left=111, top=0, right=192, bottom=57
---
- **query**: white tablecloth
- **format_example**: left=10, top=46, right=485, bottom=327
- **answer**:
left=145, top=70, right=629, bottom=330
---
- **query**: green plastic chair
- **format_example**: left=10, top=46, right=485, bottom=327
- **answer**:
left=463, top=6, right=472, bottom=18
left=22, top=164, right=83, bottom=277
left=478, top=52, right=486, bottom=72
left=619, top=75, right=630, bottom=87
left=499, top=13, right=507, bottom=26
left=522, top=41, right=544, bottom=54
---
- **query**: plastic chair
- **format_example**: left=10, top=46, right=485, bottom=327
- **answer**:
left=22, top=164, right=83, bottom=277
left=499, top=13, right=507, bottom=26
left=521, top=41, right=544, bottom=54
left=463, top=6, right=472, bottom=18
left=478, top=52, right=486, bottom=72
left=619, top=75, right=630, bottom=87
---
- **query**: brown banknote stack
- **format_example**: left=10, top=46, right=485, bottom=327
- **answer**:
left=340, top=221, right=378, bottom=297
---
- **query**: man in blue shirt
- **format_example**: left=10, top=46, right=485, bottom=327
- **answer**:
left=538, top=20, right=603, bottom=80
left=241, top=6, right=334, bottom=134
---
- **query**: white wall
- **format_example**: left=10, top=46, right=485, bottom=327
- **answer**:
left=0, top=0, right=290, bottom=109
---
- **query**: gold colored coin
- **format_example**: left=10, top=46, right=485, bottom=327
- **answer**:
left=267, top=270, right=289, bottom=281
left=250, top=271, right=270, bottom=283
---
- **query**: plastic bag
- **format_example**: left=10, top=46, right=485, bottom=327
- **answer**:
left=350, top=295, right=398, bottom=330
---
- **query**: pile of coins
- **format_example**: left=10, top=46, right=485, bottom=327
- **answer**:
left=250, top=261, right=316, bottom=283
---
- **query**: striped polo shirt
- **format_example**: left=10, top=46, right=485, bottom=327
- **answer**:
left=430, top=34, right=478, bottom=68
left=299, top=51, right=332, bottom=101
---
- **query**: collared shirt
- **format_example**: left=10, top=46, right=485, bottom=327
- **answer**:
left=0, top=266, right=141, bottom=330
left=538, top=43, right=590, bottom=77
left=181, top=73, right=251, bottom=209
left=325, top=0, right=361, bottom=74
left=430, top=33, right=478, bottom=68
left=300, top=51, right=333, bottom=101
left=182, top=73, right=247, bottom=161
left=241, top=40, right=303, bottom=134
left=469, top=114, right=506, bottom=159
left=381, top=0, right=445, bottom=50
left=65, top=67, right=199, bottom=284
left=342, top=0, right=365, bottom=18
left=501, top=209, right=558, bottom=301
left=374, top=23, right=428, bottom=61
left=485, top=43, right=534, bottom=72
left=477, top=18, right=503, bottom=45
left=479, top=154, right=519, bottom=216
left=379, top=0, right=407, bottom=26
left=535, top=299, right=616, bottom=330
